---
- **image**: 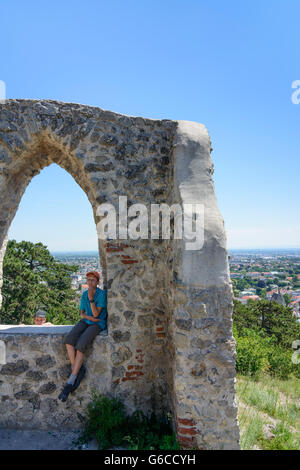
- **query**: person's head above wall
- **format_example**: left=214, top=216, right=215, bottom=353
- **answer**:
left=34, top=309, right=47, bottom=325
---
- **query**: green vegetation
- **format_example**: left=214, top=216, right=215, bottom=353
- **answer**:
left=76, top=391, right=179, bottom=450
left=233, top=298, right=300, bottom=380
left=233, top=298, right=300, bottom=449
left=0, top=240, right=81, bottom=325
left=233, top=298, right=300, bottom=350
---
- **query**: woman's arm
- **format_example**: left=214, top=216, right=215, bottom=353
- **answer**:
left=90, top=302, right=103, bottom=319
left=80, top=309, right=101, bottom=322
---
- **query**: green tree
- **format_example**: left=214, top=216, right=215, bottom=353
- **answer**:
left=233, top=298, right=300, bottom=349
left=233, top=299, right=261, bottom=333
left=260, top=288, right=267, bottom=299
left=283, top=293, right=292, bottom=306
left=0, top=240, right=81, bottom=325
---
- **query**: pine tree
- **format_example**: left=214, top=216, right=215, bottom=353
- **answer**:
left=0, top=240, right=81, bottom=325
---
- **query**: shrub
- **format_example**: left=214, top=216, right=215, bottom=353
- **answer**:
left=234, top=326, right=295, bottom=380
left=266, top=348, right=294, bottom=380
left=80, top=392, right=127, bottom=449
left=124, top=409, right=179, bottom=450
left=79, top=391, right=179, bottom=450
left=235, top=329, right=270, bottom=377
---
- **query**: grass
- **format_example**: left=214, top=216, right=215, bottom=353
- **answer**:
left=236, top=373, right=300, bottom=450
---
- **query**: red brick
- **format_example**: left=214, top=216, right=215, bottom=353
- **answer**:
left=178, top=418, right=196, bottom=426
left=177, top=435, right=196, bottom=448
left=126, top=371, right=137, bottom=377
left=127, top=365, right=134, bottom=370
left=178, top=427, right=198, bottom=436
left=134, top=365, right=143, bottom=370
left=121, top=259, right=138, bottom=264
left=156, top=327, right=164, bottom=332
left=113, top=379, right=120, bottom=384
left=178, top=434, right=194, bottom=442
left=136, top=350, right=142, bottom=353
left=105, top=243, right=129, bottom=249
left=156, top=333, right=165, bottom=338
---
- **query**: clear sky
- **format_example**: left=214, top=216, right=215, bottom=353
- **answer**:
left=1, top=0, right=300, bottom=250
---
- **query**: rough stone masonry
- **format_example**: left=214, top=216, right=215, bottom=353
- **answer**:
left=0, top=99, right=240, bottom=449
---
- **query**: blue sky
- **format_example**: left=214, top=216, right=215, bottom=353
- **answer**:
left=1, top=0, right=300, bottom=250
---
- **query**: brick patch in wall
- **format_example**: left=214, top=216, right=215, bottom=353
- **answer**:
left=155, top=320, right=167, bottom=338
left=177, top=435, right=197, bottom=448
left=178, top=418, right=196, bottom=426
left=127, top=365, right=143, bottom=371
left=121, top=259, right=139, bottom=264
left=178, top=427, right=197, bottom=435
left=114, top=352, right=145, bottom=384
left=176, top=416, right=199, bottom=446
left=121, top=365, right=144, bottom=382
left=104, top=242, right=139, bottom=263
left=135, top=350, right=144, bottom=363
left=104, top=242, right=130, bottom=253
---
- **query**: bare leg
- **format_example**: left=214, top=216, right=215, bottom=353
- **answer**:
left=72, top=350, right=84, bottom=375
left=66, top=344, right=76, bottom=368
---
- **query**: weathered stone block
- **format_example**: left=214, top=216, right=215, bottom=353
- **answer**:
left=26, top=370, right=48, bottom=381
left=112, top=330, right=130, bottom=343
left=0, top=359, right=29, bottom=375
left=137, top=315, right=153, bottom=328
left=35, top=355, right=56, bottom=369
left=111, top=346, right=132, bottom=365
left=38, top=382, right=57, bottom=394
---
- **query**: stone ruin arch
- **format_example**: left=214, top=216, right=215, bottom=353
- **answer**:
left=0, top=99, right=240, bottom=449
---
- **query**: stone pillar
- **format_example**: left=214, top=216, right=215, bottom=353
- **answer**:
left=0, top=234, right=8, bottom=310
left=171, top=121, right=240, bottom=450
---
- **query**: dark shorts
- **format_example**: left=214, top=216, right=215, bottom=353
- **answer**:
left=64, top=319, right=102, bottom=353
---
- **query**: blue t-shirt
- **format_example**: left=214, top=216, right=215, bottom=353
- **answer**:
left=80, top=287, right=107, bottom=330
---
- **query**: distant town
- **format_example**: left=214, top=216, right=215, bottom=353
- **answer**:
left=52, top=251, right=103, bottom=299
left=52, top=248, right=300, bottom=320
left=229, top=248, right=300, bottom=319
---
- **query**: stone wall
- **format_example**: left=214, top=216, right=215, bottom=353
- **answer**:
left=0, top=235, right=7, bottom=308
left=0, top=326, right=111, bottom=428
left=0, top=99, right=240, bottom=449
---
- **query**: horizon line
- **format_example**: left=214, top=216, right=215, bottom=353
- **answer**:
left=49, top=247, right=300, bottom=253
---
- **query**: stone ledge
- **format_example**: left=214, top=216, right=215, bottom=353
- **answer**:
left=0, top=325, right=108, bottom=336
